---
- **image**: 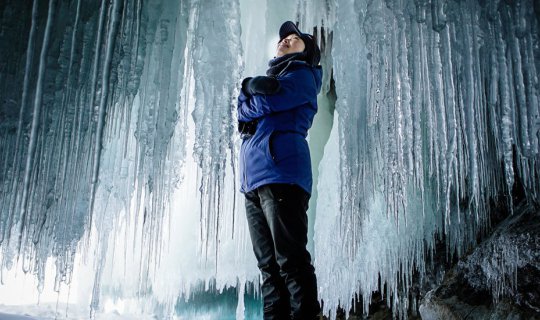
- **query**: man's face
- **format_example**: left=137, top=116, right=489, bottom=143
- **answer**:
left=276, top=34, right=305, bottom=57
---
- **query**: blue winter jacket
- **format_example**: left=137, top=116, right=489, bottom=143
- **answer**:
left=238, top=60, right=323, bottom=194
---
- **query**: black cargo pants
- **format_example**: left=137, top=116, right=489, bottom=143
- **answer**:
left=245, top=184, right=320, bottom=320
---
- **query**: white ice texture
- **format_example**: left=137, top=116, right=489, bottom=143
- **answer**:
left=0, top=0, right=539, bottom=319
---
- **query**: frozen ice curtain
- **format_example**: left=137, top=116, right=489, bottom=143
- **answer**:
left=0, top=0, right=539, bottom=319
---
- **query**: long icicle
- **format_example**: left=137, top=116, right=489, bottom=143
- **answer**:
left=17, top=0, right=56, bottom=256
left=89, top=0, right=122, bottom=230
left=3, top=0, right=38, bottom=246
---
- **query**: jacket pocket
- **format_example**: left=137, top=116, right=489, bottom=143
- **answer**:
left=265, top=130, right=275, bottom=162
left=269, top=131, right=301, bottom=164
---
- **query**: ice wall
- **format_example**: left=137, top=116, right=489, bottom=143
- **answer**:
left=302, top=0, right=540, bottom=317
left=0, top=0, right=255, bottom=316
left=0, top=0, right=539, bottom=319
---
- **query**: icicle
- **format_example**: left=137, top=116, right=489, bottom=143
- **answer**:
left=495, top=12, right=515, bottom=199
left=17, top=0, right=56, bottom=255
left=90, top=0, right=122, bottom=225
left=430, top=31, right=449, bottom=223
left=410, top=16, right=424, bottom=191
left=3, top=0, right=39, bottom=246
left=440, top=24, right=459, bottom=223
left=399, top=13, right=414, bottom=181
left=431, top=0, right=447, bottom=32
left=87, top=0, right=108, bottom=227
left=187, top=0, right=242, bottom=262
left=509, top=6, right=531, bottom=156
left=460, top=4, right=480, bottom=214
left=236, top=278, right=246, bottom=320
left=414, top=0, right=428, bottom=23
left=523, top=31, right=539, bottom=157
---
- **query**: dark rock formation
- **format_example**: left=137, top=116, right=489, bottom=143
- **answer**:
left=419, top=203, right=540, bottom=320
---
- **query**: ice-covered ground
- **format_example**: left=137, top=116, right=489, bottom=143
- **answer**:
left=0, top=308, right=157, bottom=320
left=0, top=303, right=233, bottom=320
left=0, top=311, right=37, bottom=320
left=0, top=304, right=250, bottom=320
left=0, top=305, right=151, bottom=320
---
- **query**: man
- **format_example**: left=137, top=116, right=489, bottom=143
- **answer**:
left=237, top=21, right=322, bottom=320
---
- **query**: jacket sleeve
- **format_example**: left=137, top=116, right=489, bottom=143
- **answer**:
left=237, top=67, right=316, bottom=121
left=237, top=90, right=252, bottom=122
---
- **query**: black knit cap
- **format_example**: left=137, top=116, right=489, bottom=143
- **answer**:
left=279, top=21, right=321, bottom=66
